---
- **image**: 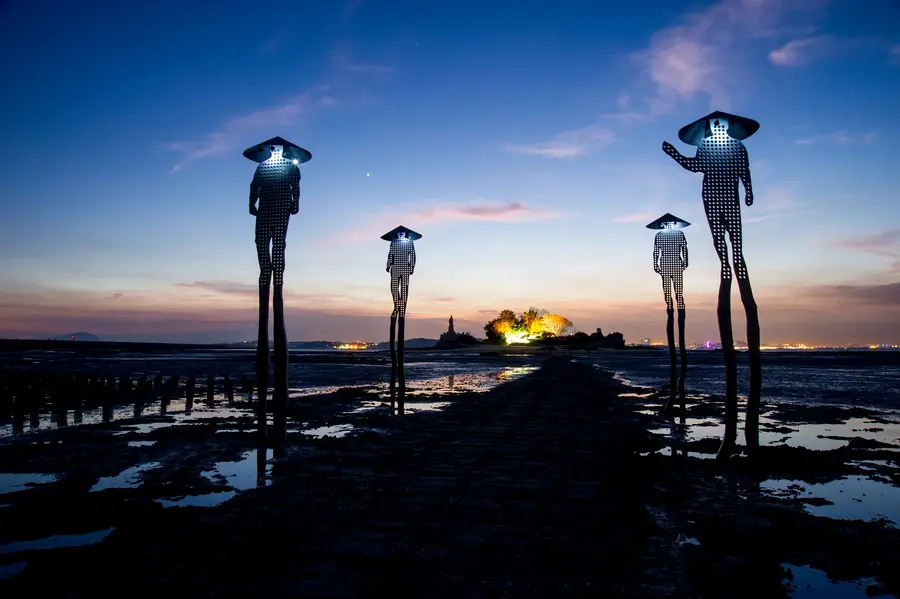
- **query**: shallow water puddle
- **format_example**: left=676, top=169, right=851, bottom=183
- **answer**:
left=0, top=561, right=28, bottom=580
left=784, top=563, right=879, bottom=598
left=0, top=473, right=58, bottom=495
left=127, top=440, right=156, bottom=447
left=156, top=491, right=236, bottom=508
left=90, top=462, right=162, bottom=492
left=763, top=476, right=900, bottom=527
left=202, top=449, right=273, bottom=491
left=0, top=528, right=115, bottom=556
left=302, top=424, right=355, bottom=438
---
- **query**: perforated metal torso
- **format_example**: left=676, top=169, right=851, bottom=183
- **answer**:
left=695, top=129, right=751, bottom=281
left=252, top=156, right=300, bottom=286
left=654, top=229, right=687, bottom=310
left=387, top=239, right=416, bottom=317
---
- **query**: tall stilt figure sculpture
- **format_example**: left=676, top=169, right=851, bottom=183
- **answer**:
left=662, top=111, right=762, bottom=459
left=382, top=225, right=421, bottom=415
left=245, top=136, right=311, bottom=454
left=647, top=213, right=690, bottom=419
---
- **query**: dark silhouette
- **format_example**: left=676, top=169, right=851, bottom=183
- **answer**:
left=382, top=225, right=421, bottom=414
left=647, top=213, right=690, bottom=418
left=662, top=110, right=762, bottom=458
left=245, top=136, right=311, bottom=453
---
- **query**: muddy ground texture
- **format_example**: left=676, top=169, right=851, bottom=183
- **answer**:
left=1, top=357, right=899, bottom=598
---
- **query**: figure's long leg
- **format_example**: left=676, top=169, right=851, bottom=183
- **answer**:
left=727, top=215, right=761, bottom=454
left=272, top=224, right=287, bottom=286
left=707, top=206, right=738, bottom=459
left=256, top=220, right=273, bottom=287
left=660, top=303, right=677, bottom=415
left=390, top=272, right=401, bottom=318
left=662, top=275, right=674, bottom=310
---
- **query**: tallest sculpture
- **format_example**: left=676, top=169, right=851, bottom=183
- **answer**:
left=662, top=111, right=762, bottom=458
left=245, top=135, right=312, bottom=453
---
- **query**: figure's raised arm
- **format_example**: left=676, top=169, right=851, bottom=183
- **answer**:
left=290, top=164, right=300, bottom=215
left=680, top=232, right=689, bottom=269
left=662, top=141, right=702, bottom=172
left=738, top=144, right=753, bottom=206
left=386, top=244, right=394, bottom=273
left=409, top=242, right=417, bottom=274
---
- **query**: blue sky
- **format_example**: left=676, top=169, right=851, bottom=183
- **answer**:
left=1, top=0, right=899, bottom=344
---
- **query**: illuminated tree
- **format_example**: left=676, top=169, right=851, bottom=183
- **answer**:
left=540, top=314, right=574, bottom=337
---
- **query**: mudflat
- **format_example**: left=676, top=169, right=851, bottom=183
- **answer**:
left=1, top=357, right=898, bottom=597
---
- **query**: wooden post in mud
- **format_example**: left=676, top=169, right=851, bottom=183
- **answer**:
left=224, top=376, right=234, bottom=405
left=272, top=284, right=289, bottom=456
left=206, top=374, right=215, bottom=404
left=186, top=374, right=196, bottom=413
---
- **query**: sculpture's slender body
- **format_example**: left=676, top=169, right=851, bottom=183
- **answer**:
left=662, top=111, right=762, bottom=458
left=648, top=214, right=690, bottom=418
left=245, top=136, right=311, bottom=453
left=382, top=226, right=421, bottom=415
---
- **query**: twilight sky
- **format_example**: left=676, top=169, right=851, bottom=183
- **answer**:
left=1, top=0, right=899, bottom=345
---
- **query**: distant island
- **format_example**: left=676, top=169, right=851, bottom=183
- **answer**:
left=49, top=332, right=100, bottom=342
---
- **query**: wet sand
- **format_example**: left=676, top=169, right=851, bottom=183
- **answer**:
left=1, top=357, right=899, bottom=597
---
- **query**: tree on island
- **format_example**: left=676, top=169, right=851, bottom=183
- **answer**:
left=483, top=307, right=573, bottom=344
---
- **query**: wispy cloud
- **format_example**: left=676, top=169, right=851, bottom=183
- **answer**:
left=613, top=212, right=656, bottom=223
left=331, top=199, right=570, bottom=243
left=628, top=0, right=827, bottom=112
left=794, top=130, right=876, bottom=145
left=768, top=35, right=837, bottom=66
left=411, top=201, right=568, bottom=223
left=331, top=43, right=394, bottom=75
left=742, top=187, right=807, bottom=223
left=167, top=85, right=335, bottom=172
left=174, top=280, right=258, bottom=297
left=815, top=282, right=900, bottom=306
left=506, top=124, right=615, bottom=158
left=834, top=229, right=900, bottom=272
left=260, top=31, right=289, bottom=55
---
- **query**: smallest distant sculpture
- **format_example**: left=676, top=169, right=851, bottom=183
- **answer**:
left=647, top=213, right=691, bottom=416
left=382, top=226, right=421, bottom=318
left=648, top=213, right=690, bottom=311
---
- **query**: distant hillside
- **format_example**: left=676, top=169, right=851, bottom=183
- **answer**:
left=375, top=338, right=439, bottom=350
left=50, top=332, right=100, bottom=342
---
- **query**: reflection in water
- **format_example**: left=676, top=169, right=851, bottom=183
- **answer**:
left=0, top=473, right=58, bottom=495
left=201, top=449, right=273, bottom=491
left=0, top=561, right=28, bottom=581
left=783, top=563, right=878, bottom=598
left=302, top=424, right=355, bottom=439
left=0, top=528, right=115, bottom=555
left=90, top=462, right=162, bottom=492
left=156, top=491, right=236, bottom=509
left=763, top=476, right=900, bottom=527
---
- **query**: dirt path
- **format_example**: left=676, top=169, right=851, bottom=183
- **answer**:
left=2, top=357, right=678, bottom=597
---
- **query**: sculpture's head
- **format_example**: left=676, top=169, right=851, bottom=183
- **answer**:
left=397, top=231, right=408, bottom=242
left=709, top=117, right=730, bottom=137
left=663, top=221, right=677, bottom=231
left=268, top=145, right=284, bottom=160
